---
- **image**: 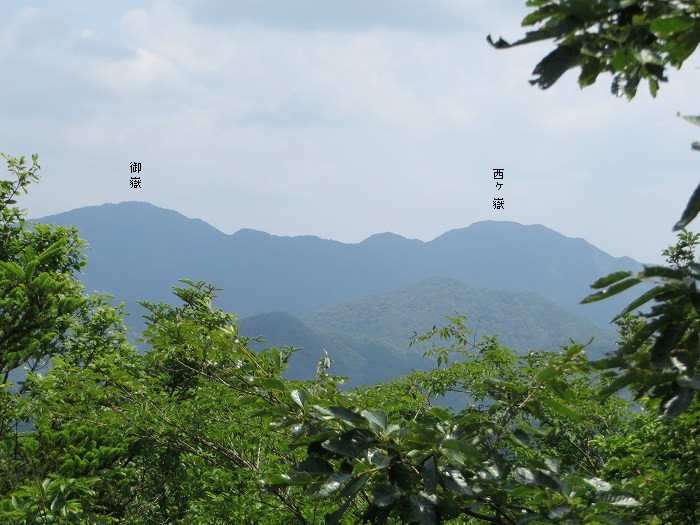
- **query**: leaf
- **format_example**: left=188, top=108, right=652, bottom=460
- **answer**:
left=327, top=405, right=365, bottom=423
left=535, top=366, right=557, bottom=385
left=584, top=477, right=612, bottom=491
left=650, top=322, right=687, bottom=368
left=612, top=285, right=665, bottom=321
left=266, top=472, right=313, bottom=486
left=440, top=439, right=484, bottom=463
left=594, top=512, right=637, bottom=525
left=372, top=483, right=403, bottom=507
left=674, top=181, right=700, bottom=231
left=440, top=466, right=474, bottom=495
left=650, top=16, right=696, bottom=38
left=410, top=493, right=437, bottom=525
left=590, top=270, right=633, bottom=289
left=530, top=45, right=581, bottom=90
left=598, top=370, right=643, bottom=399
left=339, top=473, right=370, bottom=499
left=514, top=467, right=561, bottom=491
left=581, top=277, right=642, bottom=303
left=540, top=397, right=583, bottom=422
left=597, top=491, right=641, bottom=507
left=318, top=472, right=351, bottom=497
left=422, top=456, right=438, bottom=495
left=294, top=456, right=334, bottom=476
left=291, top=389, right=307, bottom=409
left=325, top=499, right=351, bottom=525
left=322, top=429, right=374, bottom=458
left=361, top=410, right=387, bottom=432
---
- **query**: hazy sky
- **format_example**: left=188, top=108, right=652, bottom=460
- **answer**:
left=2, top=1, right=698, bottom=264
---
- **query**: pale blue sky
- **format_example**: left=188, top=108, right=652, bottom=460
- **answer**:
left=1, top=1, right=698, bottom=263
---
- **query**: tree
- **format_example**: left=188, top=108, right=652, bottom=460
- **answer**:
left=488, top=0, right=700, bottom=99
left=490, top=1, right=700, bottom=415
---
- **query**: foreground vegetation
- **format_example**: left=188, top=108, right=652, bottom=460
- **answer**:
left=1, top=153, right=699, bottom=524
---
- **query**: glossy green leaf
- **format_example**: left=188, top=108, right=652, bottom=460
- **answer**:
left=327, top=405, right=365, bottom=423
left=596, top=491, right=641, bottom=507
left=318, top=472, right=351, bottom=497
left=291, top=389, right=307, bottom=409
left=422, top=456, right=437, bottom=495
left=339, top=473, right=370, bottom=499
left=410, top=493, right=437, bottom=525
left=440, top=466, right=473, bottom=495
left=361, top=409, right=387, bottom=432
left=372, top=483, right=403, bottom=507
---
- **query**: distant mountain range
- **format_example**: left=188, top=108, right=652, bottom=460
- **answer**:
left=35, top=201, right=643, bottom=385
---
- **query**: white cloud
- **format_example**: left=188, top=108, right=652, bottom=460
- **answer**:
left=0, top=1, right=697, bottom=265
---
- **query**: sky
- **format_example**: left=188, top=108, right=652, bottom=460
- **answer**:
left=1, top=1, right=699, bottom=264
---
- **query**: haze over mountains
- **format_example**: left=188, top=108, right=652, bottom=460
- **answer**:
left=35, top=201, right=643, bottom=384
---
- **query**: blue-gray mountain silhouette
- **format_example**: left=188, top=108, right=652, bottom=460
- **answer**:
left=35, top=201, right=641, bottom=384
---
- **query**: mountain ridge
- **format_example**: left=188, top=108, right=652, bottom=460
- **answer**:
left=35, top=201, right=643, bottom=326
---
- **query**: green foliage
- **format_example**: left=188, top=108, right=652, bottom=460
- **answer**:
left=2, top=152, right=698, bottom=525
left=273, top=317, right=635, bottom=524
left=0, top=153, right=87, bottom=384
left=489, top=0, right=700, bottom=99
left=583, top=231, right=700, bottom=416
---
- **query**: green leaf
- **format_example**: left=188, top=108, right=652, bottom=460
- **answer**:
left=440, top=466, right=474, bottom=495
left=598, top=370, right=643, bottom=399
left=372, top=483, right=403, bottom=507
left=327, top=405, right=365, bottom=423
left=325, top=499, right=351, bottom=525
left=318, top=472, right=351, bottom=497
left=361, top=409, right=387, bottom=432
left=339, top=473, right=370, bottom=499
left=594, top=512, right=637, bottom=525
left=540, top=397, right=583, bottom=422
left=651, top=16, right=696, bottom=38
left=590, top=271, right=634, bottom=289
left=267, top=472, right=314, bottom=486
left=440, top=439, right=484, bottom=463
left=584, top=477, right=612, bottom=491
left=674, top=181, right=700, bottom=231
left=535, top=366, right=557, bottom=385
left=530, top=45, right=581, bottom=90
left=291, top=389, right=307, bottom=409
left=650, top=322, right=687, bottom=368
left=612, top=285, right=665, bottom=321
left=596, top=491, right=640, bottom=507
left=422, top=456, right=437, bottom=495
left=410, top=493, right=437, bottom=525
left=514, top=467, right=561, bottom=491
left=322, top=429, right=374, bottom=457
left=581, top=277, right=641, bottom=303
